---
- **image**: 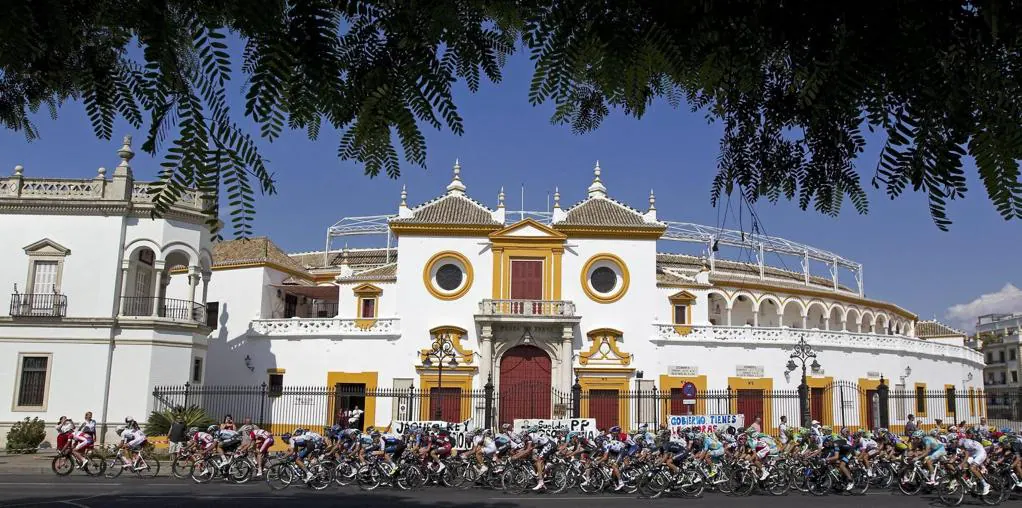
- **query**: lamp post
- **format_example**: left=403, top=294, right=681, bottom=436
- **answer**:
left=786, top=333, right=821, bottom=427
left=421, top=333, right=460, bottom=421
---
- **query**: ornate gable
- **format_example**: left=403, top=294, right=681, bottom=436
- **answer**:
left=23, top=238, right=71, bottom=256
left=489, top=218, right=567, bottom=242
left=579, top=328, right=633, bottom=366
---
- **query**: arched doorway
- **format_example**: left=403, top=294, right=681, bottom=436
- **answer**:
left=499, top=345, right=552, bottom=427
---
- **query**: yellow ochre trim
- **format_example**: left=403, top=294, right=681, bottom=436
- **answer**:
left=488, top=220, right=567, bottom=301
left=727, top=377, right=774, bottom=434
left=659, top=375, right=708, bottom=419
left=553, top=225, right=665, bottom=239
left=390, top=223, right=502, bottom=237
left=352, top=283, right=383, bottom=295
left=417, top=371, right=475, bottom=421
left=423, top=251, right=474, bottom=301
left=580, top=253, right=630, bottom=304
left=211, top=261, right=310, bottom=280
left=579, top=328, right=632, bottom=366
left=576, top=373, right=631, bottom=430
left=326, top=371, right=378, bottom=429
left=489, top=218, right=568, bottom=240
left=420, top=326, right=475, bottom=365
left=267, top=368, right=286, bottom=374
left=805, top=376, right=834, bottom=427
left=914, top=382, right=928, bottom=417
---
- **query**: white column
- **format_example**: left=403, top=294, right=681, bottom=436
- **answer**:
left=752, top=309, right=759, bottom=327
left=479, top=325, right=494, bottom=384
left=118, top=263, right=130, bottom=316
left=801, top=314, right=808, bottom=329
left=151, top=264, right=165, bottom=317
left=201, top=272, right=211, bottom=305
left=561, top=325, right=574, bottom=393
left=187, top=267, right=199, bottom=304
left=725, top=307, right=732, bottom=326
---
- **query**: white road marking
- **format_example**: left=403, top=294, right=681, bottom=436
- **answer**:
left=494, top=497, right=636, bottom=501
left=0, top=482, right=121, bottom=486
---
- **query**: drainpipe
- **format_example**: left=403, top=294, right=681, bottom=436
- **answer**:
left=100, top=214, right=130, bottom=445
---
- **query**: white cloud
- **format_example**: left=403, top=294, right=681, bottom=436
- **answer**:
left=945, top=283, right=1022, bottom=330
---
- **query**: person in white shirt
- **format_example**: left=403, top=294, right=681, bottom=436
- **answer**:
left=71, top=411, right=97, bottom=469
left=119, top=417, right=147, bottom=469
left=778, top=416, right=789, bottom=445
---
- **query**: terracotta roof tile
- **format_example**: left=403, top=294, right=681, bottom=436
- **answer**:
left=558, top=197, right=664, bottom=229
left=289, top=248, right=397, bottom=269
left=391, top=194, right=499, bottom=225
left=916, top=319, right=965, bottom=338
left=212, top=237, right=309, bottom=275
left=337, top=263, right=397, bottom=282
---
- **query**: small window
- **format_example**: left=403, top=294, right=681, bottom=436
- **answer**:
left=945, top=387, right=956, bottom=413
left=360, top=298, right=376, bottom=319
left=673, top=304, right=688, bottom=325
left=894, top=383, right=906, bottom=417
left=16, top=355, right=50, bottom=409
left=268, top=373, right=284, bottom=397
left=1012, top=349, right=1017, bottom=361
left=987, top=352, right=993, bottom=363
left=1000, top=351, right=1006, bottom=362
left=1013, top=371, right=1019, bottom=383
left=590, top=266, right=617, bottom=294
left=192, top=357, right=203, bottom=383
left=205, top=302, right=219, bottom=328
left=1001, top=371, right=1007, bottom=384
left=915, top=385, right=926, bottom=415
left=436, top=264, right=463, bottom=291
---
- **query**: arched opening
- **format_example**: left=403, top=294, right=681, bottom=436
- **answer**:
left=708, top=293, right=728, bottom=325
left=758, top=298, right=780, bottom=327
left=782, top=300, right=804, bottom=328
left=732, top=295, right=755, bottom=326
left=806, top=302, right=827, bottom=330
left=827, top=306, right=843, bottom=331
left=861, top=312, right=875, bottom=334
left=845, top=308, right=861, bottom=333
left=499, top=345, right=551, bottom=426
left=875, top=314, right=889, bottom=335
left=122, top=247, right=157, bottom=316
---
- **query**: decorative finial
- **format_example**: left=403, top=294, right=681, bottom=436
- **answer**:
left=117, top=135, right=134, bottom=167
left=587, top=160, right=607, bottom=198
left=400, top=184, right=407, bottom=207
left=648, top=189, right=656, bottom=210
left=446, top=158, right=467, bottom=195
left=553, top=187, right=561, bottom=209
left=13, top=165, right=23, bottom=176
left=498, top=186, right=505, bottom=208
left=97, top=167, right=107, bottom=178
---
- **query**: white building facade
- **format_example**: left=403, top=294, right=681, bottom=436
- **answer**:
left=199, top=162, right=985, bottom=434
left=0, top=138, right=213, bottom=447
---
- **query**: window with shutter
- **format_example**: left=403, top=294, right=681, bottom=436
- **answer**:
left=16, top=355, right=49, bottom=409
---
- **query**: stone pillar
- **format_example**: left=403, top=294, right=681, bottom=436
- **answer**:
left=479, top=325, right=494, bottom=384
left=752, top=309, right=759, bottom=327
left=201, top=272, right=211, bottom=305
left=187, top=267, right=199, bottom=304
left=802, top=314, right=808, bottom=329
left=118, top=262, right=131, bottom=316
left=726, top=307, right=732, bottom=326
left=151, top=263, right=165, bottom=317
left=561, top=325, right=574, bottom=393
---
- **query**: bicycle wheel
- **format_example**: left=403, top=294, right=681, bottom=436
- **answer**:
left=766, top=468, right=790, bottom=496
left=397, top=465, right=424, bottom=490
left=51, top=456, right=73, bottom=476
left=333, top=460, right=356, bottom=486
left=137, top=456, right=160, bottom=478
left=308, top=464, right=332, bottom=491
left=548, top=464, right=570, bottom=494
left=171, top=456, right=195, bottom=479
left=807, top=470, right=832, bottom=496
left=980, top=473, right=1003, bottom=506
left=85, top=454, right=107, bottom=477
left=104, top=458, right=124, bottom=479
left=937, top=476, right=964, bottom=506
left=356, top=465, right=382, bottom=491
left=266, top=462, right=294, bottom=491
left=577, top=465, right=605, bottom=494
left=191, top=459, right=217, bottom=484
left=852, top=468, right=870, bottom=495
left=229, top=458, right=254, bottom=484
left=501, top=465, right=529, bottom=495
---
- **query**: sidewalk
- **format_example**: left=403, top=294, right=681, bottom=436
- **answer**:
left=0, top=453, right=55, bottom=475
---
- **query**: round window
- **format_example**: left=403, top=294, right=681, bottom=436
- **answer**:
left=590, top=266, right=617, bottom=294
left=435, top=264, right=463, bottom=291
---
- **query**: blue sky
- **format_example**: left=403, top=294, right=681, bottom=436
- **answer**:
left=2, top=53, right=1020, bottom=330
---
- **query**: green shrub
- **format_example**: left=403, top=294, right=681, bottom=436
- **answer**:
left=6, top=417, right=46, bottom=454
left=144, top=405, right=216, bottom=436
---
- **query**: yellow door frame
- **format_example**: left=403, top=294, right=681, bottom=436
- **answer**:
left=659, top=375, right=708, bottom=423
left=727, top=377, right=774, bottom=434
left=576, top=368, right=633, bottom=430
left=326, top=371, right=379, bottom=430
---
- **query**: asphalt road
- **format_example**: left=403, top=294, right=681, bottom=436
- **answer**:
left=0, top=474, right=1005, bottom=507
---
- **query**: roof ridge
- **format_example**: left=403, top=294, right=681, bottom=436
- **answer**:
left=288, top=246, right=397, bottom=256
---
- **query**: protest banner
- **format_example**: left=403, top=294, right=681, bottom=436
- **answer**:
left=667, top=414, right=744, bottom=436
left=512, top=418, right=597, bottom=439
left=393, top=419, right=475, bottom=449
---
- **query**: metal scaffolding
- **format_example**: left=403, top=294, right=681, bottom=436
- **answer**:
left=321, top=213, right=863, bottom=295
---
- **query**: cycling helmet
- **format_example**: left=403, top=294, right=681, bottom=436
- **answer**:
left=929, top=428, right=941, bottom=437
left=638, top=423, right=648, bottom=431
left=293, top=428, right=306, bottom=436
left=280, top=433, right=291, bottom=442
left=331, top=424, right=343, bottom=434
left=124, top=416, right=135, bottom=424
left=483, top=428, right=493, bottom=437
left=811, top=420, right=820, bottom=427
left=912, top=430, right=925, bottom=439
left=567, top=431, right=579, bottom=440
left=115, top=425, right=126, bottom=436
left=207, top=425, right=219, bottom=434
left=186, top=427, right=198, bottom=438
left=500, top=423, right=511, bottom=432
left=609, top=425, right=621, bottom=434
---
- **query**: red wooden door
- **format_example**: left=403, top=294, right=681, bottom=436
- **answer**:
left=429, top=387, right=462, bottom=422
left=737, top=389, right=764, bottom=427
left=590, top=390, right=620, bottom=430
left=510, top=259, right=543, bottom=314
left=670, top=388, right=694, bottom=415
left=865, top=389, right=878, bottom=430
left=810, top=387, right=825, bottom=424
left=499, top=345, right=552, bottom=426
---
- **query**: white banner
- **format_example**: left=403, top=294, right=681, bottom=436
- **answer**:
left=393, top=419, right=475, bottom=449
left=667, top=414, right=744, bottom=436
left=513, top=418, right=598, bottom=439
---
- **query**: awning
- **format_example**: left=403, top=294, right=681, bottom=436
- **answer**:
left=271, top=284, right=339, bottom=300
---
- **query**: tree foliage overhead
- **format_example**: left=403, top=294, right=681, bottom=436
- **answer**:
left=2, top=0, right=1020, bottom=234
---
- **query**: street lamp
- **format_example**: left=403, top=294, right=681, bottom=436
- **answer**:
left=786, top=333, right=821, bottom=427
left=421, top=333, right=460, bottom=420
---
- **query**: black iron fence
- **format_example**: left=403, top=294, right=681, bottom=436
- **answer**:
left=152, top=379, right=1022, bottom=437
left=121, top=296, right=205, bottom=323
left=9, top=293, right=67, bottom=317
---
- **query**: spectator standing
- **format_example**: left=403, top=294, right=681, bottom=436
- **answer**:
left=56, top=416, right=75, bottom=452
left=777, top=416, right=789, bottom=444
left=222, top=414, right=237, bottom=431
left=749, top=416, right=763, bottom=433
left=904, top=414, right=917, bottom=436
left=167, top=411, right=187, bottom=454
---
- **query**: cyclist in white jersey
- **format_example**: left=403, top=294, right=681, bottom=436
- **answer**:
left=528, top=428, right=555, bottom=491
left=958, top=432, right=990, bottom=495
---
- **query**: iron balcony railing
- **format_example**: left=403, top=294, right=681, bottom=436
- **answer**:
left=477, top=299, right=576, bottom=318
left=120, top=296, right=206, bottom=323
left=9, top=293, right=67, bottom=317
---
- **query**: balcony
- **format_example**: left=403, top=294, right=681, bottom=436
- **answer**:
left=248, top=317, right=400, bottom=338
left=653, top=323, right=986, bottom=366
left=120, top=296, right=206, bottom=324
left=9, top=293, right=67, bottom=317
left=476, top=299, right=578, bottom=322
